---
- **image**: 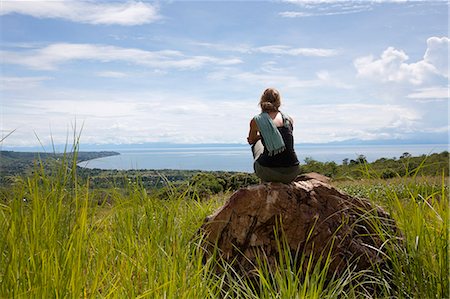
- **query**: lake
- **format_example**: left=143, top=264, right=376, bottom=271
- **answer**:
left=77, top=144, right=448, bottom=173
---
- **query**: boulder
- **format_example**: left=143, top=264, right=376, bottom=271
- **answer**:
left=200, top=173, right=396, bottom=276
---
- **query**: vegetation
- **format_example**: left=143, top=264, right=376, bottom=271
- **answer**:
left=0, top=146, right=448, bottom=298
left=301, top=151, right=449, bottom=179
left=0, top=150, right=118, bottom=186
left=2, top=149, right=448, bottom=195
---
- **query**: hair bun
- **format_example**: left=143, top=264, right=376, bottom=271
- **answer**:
left=261, top=102, right=276, bottom=112
left=259, top=88, right=281, bottom=112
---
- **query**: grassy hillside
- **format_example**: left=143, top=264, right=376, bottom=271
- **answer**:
left=300, top=151, right=449, bottom=179
left=0, top=149, right=448, bottom=298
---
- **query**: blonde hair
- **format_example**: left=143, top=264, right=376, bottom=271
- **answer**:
left=259, top=88, right=281, bottom=112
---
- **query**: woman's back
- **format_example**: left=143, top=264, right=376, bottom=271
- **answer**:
left=267, top=111, right=284, bottom=127
left=257, top=114, right=299, bottom=168
left=248, top=87, right=301, bottom=183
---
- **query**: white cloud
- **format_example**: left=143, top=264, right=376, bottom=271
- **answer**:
left=0, top=0, right=161, bottom=26
left=354, top=37, right=449, bottom=84
left=280, top=0, right=374, bottom=18
left=423, top=36, right=449, bottom=78
left=1, top=43, right=242, bottom=70
left=256, top=45, right=338, bottom=57
left=0, top=83, right=441, bottom=147
left=279, top=11, right=313, bottom=18
left=407, top=86, right=449, bottom=100
left=95, top=71, right=128, bottom=78
left=194, top=42, right=339, bottom=57
left=0, top=88, right=258, bottom=146
left=208, top=68, right=353, bottom=90
left=279, top=1, right=440, bottom=18
left=294, top=103, right=421, bottom=142
left=283, top=0, right=408, bottom=3
left=315, top=70, right=353, bottom=88
left=0, top=76, right=51, bottom=90
left=279, top=8, right=369, bottom=18
left=192, top=42, right=252, bottom=54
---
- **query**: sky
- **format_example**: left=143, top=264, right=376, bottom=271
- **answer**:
left=0, top=0, right=449, bottom=148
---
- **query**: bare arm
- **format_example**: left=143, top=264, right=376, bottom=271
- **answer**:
left=247, top=118, right=260, bottom=145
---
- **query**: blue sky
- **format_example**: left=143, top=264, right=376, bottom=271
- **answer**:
left=1, top=0, right=448, bottom=147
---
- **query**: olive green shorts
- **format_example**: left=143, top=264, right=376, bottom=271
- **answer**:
left=252, top=140, right=301, bottom=184
left=254, top=161, right=301, bottom=183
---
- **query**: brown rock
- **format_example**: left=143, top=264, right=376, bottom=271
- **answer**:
left=200, top=173, right=395, bottom=277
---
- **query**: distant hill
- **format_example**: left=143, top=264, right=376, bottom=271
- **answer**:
left=3, top=136, right=447, bottom=152
left=0, top=151, right=119, bottom=179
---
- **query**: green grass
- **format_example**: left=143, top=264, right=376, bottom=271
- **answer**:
left=0, top=151, right=448, bottom=298
left=334, top=176, right=449, bottom=298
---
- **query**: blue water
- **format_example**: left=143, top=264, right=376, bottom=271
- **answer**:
left=78, top=144, right=448, bottom=173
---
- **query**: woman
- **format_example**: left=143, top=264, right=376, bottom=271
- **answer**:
left=247, top=88, right=301, bottom=183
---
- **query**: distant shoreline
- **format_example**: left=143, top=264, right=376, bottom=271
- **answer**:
left=75, top=144, right=448, bottom=173
left=0, top=150, right=120, bottom=161
left=3, top=140, right=448, bottom=153
left=1, top=149, right=448, bottom=183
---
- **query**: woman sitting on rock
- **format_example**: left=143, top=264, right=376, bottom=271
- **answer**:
left=247, top=88, right=301, bottom=183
